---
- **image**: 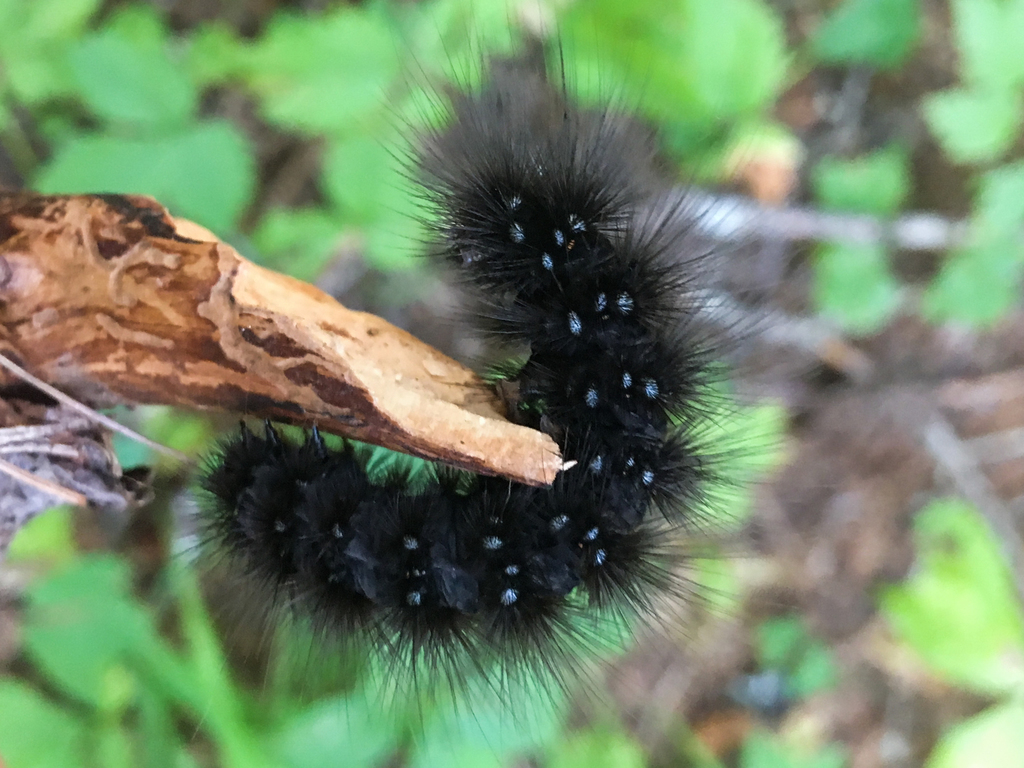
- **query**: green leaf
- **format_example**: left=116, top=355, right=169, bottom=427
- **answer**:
left=924, top=163, right=1024, bottom=326
left=688, top=401, right=787, bottom=538
left=548, top=727, right=647, bottom=768
left=22, top=555, right=158, bottom=705
left=103, top=4, right=169, bottom=50
left=0, top=0, right=99, bottom=40
left=169, top=566, right=274, bottom=768
left=923, top=239, right=1024, bottom=326
left=6, top=506, right=76, bottom=564
left=412, top=679, right=566, bottom=768
left=788, top=642, right=839, bottom=699
left=951, top=0, right=1024, bottom=91
left=707, top=401, right=788, bottom=479
left=677, top=0, right=788, bottom=118
left=241, top=6, right=400, bottom=134
left=273, top=692, right=400, bottom=768
left=927, top=701, right=1024, bottom=768
left=975, top=162, right=1024, bottom=237
left=323, top=134, right=404, bottom=221
left=0, top=680, right=87, bottom=768
left=924, top=88, right=1022, bottom=164
left=186, top=22, right=248, bottom=86
left=363, top=195, right=425, bottom=271
left=409, top=0, right=522, bottom=86
left=34, top=120, right=255, bottom=234
left=813, top=243, right=902, bottom=333
left=756, top=617, right=838, bottom=698
left=138, top=688, right=181, bottom=768
left=253, top=207, right=346, bottom=282
left=757, top=617, right=805, bottom=669
left=94, top=714, right=134, bottom=768
left=813, top=0, right=919, bottom=69
left=0, top=0, right=101, bottom=103
left=35, top=111, right=80, bottom=147
left=320, top=129, right=428, bottom=274
left=561, top=0, right=787, bottom=137
left=68, top=31, right=196, bottom=128
left=880, top=499, right=1024, bottom=695
left=112, top=429, right=152, bottom=471
left=813, top=146, right=910, bottom=216
left=740, top=731, right=846, bottom=768
left=953, top=0, right=1006, bottom=88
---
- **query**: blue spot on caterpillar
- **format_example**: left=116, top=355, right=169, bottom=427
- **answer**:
left=198, top=40, right=724, bottom=697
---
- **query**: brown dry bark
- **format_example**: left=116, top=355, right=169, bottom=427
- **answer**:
left=0, top=192, right=561, bottom=487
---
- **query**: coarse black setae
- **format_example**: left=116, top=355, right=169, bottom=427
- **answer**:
left=199, top=42, right=724, bottom=696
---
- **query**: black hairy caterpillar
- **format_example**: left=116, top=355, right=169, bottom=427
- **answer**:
left=199, top=42, right=726, bottom=696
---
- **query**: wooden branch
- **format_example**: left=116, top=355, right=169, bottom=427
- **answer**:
left=0, top=192, right=561, bottom=487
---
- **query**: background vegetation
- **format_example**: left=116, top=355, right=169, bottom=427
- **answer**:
left=2, top=0, right=1024, bottom=766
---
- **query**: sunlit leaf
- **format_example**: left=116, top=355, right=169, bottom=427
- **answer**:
left=561, top=0, right=787, bottom=146
left=6, top=506, right=76, bottom=564
left=924, top=88, right=1021, bottom=164
left=547, top=727, right=647, bottom=768
left=927, top=701, right=1024, bottom=768
left=951, top=0, right=1024, bottom=91
left=880, top=499, right=1024, bottom=695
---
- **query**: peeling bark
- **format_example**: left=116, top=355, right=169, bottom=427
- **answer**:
left=0, top=192, right=561, bottom=488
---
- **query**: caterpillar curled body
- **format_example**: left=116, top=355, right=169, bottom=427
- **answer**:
left=200, top=45, right=723, bottom=693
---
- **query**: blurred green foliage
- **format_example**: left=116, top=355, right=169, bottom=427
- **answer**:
left=739, top=731, right=846, bottom=768
left=0, top=0, right=796, bottom=272
left=756, top=616, right=839, bottom=700
left=813, top=0, right=1024, bottom=329
left=881, top=498, right=1024, bottom=697
left=2, top=0, right=1023, bottom=766
left=923, top=161, right=1024, bottom=324
left=881, top=499, right=1024, bottom=768
left=812, top=0, right=919, bottom=69
left=811, top=146, right=909, bottom=332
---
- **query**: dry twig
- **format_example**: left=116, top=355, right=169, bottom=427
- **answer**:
left=0, top=192, right=562, bottom=487
left=692, top=191, right=967, bottom=252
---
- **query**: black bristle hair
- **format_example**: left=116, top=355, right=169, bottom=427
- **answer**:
left=197, top=39, right=728, bottom=701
